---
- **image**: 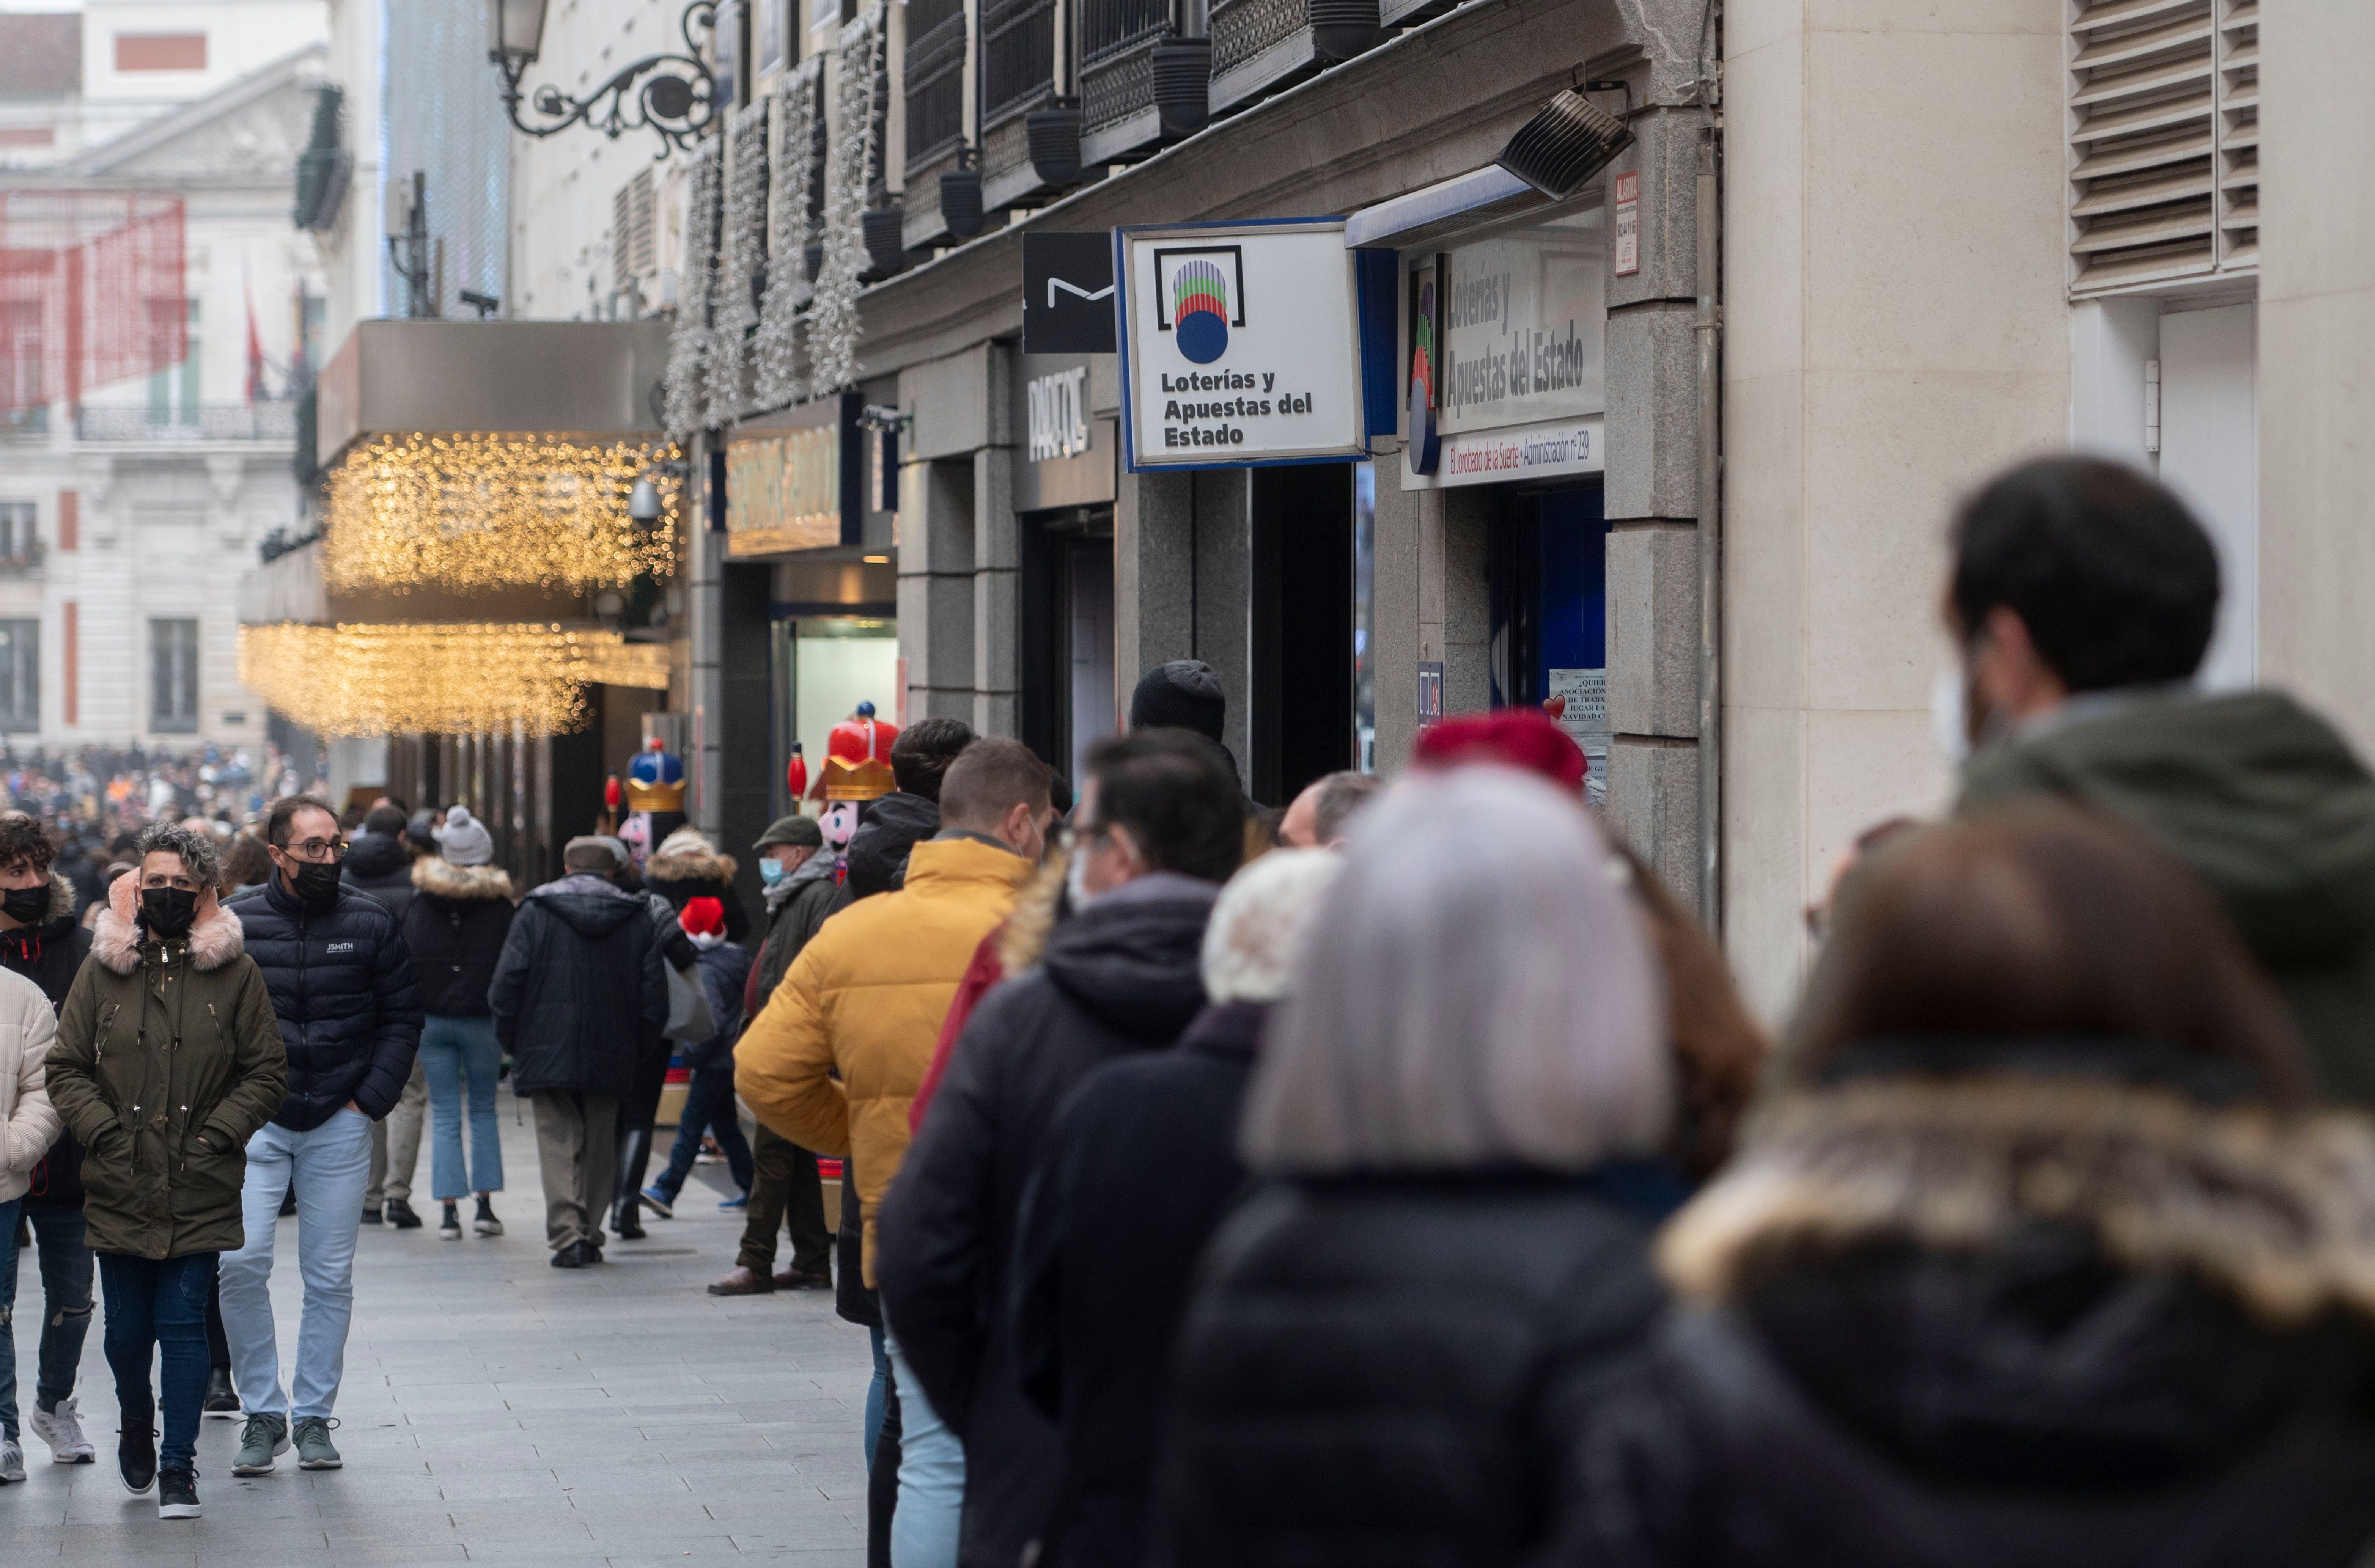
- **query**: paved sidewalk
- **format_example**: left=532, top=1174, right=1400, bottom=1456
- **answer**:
left=5, top=1092, right=871, bottom=1566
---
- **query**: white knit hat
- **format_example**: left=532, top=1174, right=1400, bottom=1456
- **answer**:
left=434, top=805, right=494, bottom=867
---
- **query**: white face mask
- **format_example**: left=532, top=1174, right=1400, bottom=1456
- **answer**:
left=1931, top=666, right=1970, bottom=767
left=1065, top=843, right=1096, bottom=911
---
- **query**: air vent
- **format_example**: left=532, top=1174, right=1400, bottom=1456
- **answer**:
left=2068, top=0, right=2255, bottom=294
left=612, top=168, right=656, bottom=292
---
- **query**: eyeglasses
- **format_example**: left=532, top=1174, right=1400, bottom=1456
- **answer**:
left=282, top=837, right=349, bottom=863
left=1058, top=821, right=1110, bottom=854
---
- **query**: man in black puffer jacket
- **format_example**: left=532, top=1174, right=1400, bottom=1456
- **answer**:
left=878, top=730, right=1241, bottom=1568
left=838, top=716, right=974, bottom=903
left=488, top=837, right=668, bottom=1268
left=221, top=794, right=422, bottom=1476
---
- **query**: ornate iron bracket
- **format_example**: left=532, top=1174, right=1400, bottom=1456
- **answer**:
left=492, top=0, right=720, bottom=157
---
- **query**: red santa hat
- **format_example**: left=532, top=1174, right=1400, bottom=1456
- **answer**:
left=679, top=895, right=726, bottom=939
left=1411, top=710, right=1587, bottom=795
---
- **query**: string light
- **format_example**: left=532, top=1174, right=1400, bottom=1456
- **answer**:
left=322, top=434, right=680, bottom=594
left=811, top=7, right=882, bottom=395
left=753, top=58, right=822, bottom=411
left=238, top=622, right=672, bottom=738
left=707, top=98, right=770, bottom=426
left=664, top=139, right=723, bottom=442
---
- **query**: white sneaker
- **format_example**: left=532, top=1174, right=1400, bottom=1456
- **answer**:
left=28, top=1397, right=93, bottom=1464
left=0, top=1438, right=21, bottom=1482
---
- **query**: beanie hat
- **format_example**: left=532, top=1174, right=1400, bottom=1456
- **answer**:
left=1129, top=659, right=1226, bottom=743
left=679, top=895, right=726, bottom=939
left=1412, top=711, right=1587, bottom=795
left=435, top=804, right=495, bottom=866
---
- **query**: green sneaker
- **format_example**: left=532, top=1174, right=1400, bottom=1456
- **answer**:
left=292, top=1416, right=342, bottom=1470
left=230, top=1413, right=286, bottom=1476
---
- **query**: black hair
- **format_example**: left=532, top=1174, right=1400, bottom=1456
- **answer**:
left=266, top=793, right=340, bottom=849
left=892, top=716, right=976, bottom=802
left=0, top=814, right=52, bottom=875
left=362, top=804, right=409, bottom=839
left=1950, top=456, right=2220, bottom=692
left=1085, top=729, right=1244, bottom=884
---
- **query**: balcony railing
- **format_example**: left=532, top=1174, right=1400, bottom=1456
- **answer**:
left=0, top=541, right=44, bottom=578
left=75, top=402, right=299, bottom=443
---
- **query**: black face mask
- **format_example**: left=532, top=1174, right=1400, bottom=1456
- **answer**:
left=141, top=886, right=200, bottom=940
left=0, top=884, right=49, bottom=927
left=286, top=858, right=344, bottom=905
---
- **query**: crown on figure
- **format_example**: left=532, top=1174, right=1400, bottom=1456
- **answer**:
left=823, top=755, right=895, bottom=802
left=624, top=736, right=687, bottom=812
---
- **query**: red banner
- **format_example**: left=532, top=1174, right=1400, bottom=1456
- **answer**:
left=0, top=191, right=185, bottom=414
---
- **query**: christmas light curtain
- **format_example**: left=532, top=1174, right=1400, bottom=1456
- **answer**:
left=706, top=99, right=771, bottom=426
left=663, top=140, right=724, bottom=442
left=753, top=58, right=823, bottom=411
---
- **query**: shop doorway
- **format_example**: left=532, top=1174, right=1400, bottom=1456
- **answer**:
left=1489, top=482, right=1611, bottom=803
left=770, top=617, right=900, bottom=818
left=1250, top=463, right=1355, bottom=808
left=1022, top=507, right=1118, bottom=790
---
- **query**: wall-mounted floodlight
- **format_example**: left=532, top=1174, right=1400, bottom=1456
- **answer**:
left=1496, top=72, right=1633, bottom=199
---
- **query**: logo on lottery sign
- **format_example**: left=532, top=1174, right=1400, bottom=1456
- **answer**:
left=1153, top=246, right=1245, bottom=366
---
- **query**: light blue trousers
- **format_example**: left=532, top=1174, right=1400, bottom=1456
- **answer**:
left=420, top=1015, right=505, bottom=1200
left=218, top=1107, right=372, bottom=1422
left=886, top=1331, right=966, bottom=1568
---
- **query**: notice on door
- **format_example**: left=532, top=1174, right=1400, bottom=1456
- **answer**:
left=1546, top=667, right=1608, bottom=806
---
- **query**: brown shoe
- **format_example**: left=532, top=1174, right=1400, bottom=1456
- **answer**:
left=773, top=1267, right=833, bottom=1291
left=707, top=1266, right=776, bottom=1296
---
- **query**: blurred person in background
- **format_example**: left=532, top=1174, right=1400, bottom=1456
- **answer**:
left=344, top=804, right=426, bottom=1229
left=401, top=806, right=516, bottom=1241
left=1273, top=770, right=1381, bottom=850
left=880, top=729, right=1238, bottom=1568
left=843, top=717, right=977, bottom=902
left=642, top=894, right=755, bottom=1213
left=1571, top=806, right=2375, bottom=1567
left=219, top=832, right=274, bottom=896
left=1009, top=847, right=1342, bottom=1568
left=645, top=824, right=753, bottom=948
left=613, top=848, right=703, bottom=1241
left=1944, top=456, right=2375, bottom=1102
left=1147, top=767, right=1682, bottom=1568
left=0, top=814, right=98, bottom=1468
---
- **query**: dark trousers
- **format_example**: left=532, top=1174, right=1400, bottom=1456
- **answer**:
left=205, top=1272, right=230, bottom=1371
left=98, top=1252, right=217, bottom=1473
left=869, top=1342, right=904, bottom=1568
left=736, top=1125, right=832, bottom=1276
left=614, top=1043, right=673, bottom=1218
left=15, top=1207, right=95, bottom=1420
left=652, top=1065, right=755, bottom=1201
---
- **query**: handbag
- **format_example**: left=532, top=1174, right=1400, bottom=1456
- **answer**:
left=662, top=957, right=718, bottom=1044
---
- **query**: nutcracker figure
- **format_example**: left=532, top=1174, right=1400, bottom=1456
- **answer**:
left=619, top=735, right=687, bottom=872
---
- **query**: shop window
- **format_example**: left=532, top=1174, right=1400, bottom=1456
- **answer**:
left=770, top=617, right=899, bottom=818
left=0, top=619, right=34, bottom=731
left=1020, top=510, right=1116, bottom=787
left=0, top=500, right=34, bottom=565
left=150, top=616, right=199, bottom=733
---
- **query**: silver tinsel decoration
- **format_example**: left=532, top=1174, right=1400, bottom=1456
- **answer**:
left=706, top=100, right=771, bottom=426
left=663, top=138, right=723, bottom=442
left=810, top=5, right=883, bottom=396
left=753, top=58, right=823, bottom=412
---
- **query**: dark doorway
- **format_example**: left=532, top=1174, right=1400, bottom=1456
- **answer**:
left=1020, top=507, right=1117, bottom=793
left=1250, top=463, right=1354, bottom=808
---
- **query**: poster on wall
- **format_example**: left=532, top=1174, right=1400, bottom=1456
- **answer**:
left=1407, top=253, right=1443, bottom=477
left=1546, top=666, right=1608, bottom=806
left=1115, top=218, right=1368, bottom=470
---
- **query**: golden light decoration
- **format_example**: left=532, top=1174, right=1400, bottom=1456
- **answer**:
left=238, top=622, right=672, bottom=738
left=323, top=434, right=680, bottom=594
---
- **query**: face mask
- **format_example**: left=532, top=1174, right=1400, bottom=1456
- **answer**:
left=288, top=857, right=344, bottom=904
left=758, top=857, right=788, bottom=887
left=1930, top=666, right=1970, bottom=767
left=0, top=884, right=49, bottom=926
left=1065, top=843, right=1096, bottom=911
left=141, top=886, right=199, bottom=940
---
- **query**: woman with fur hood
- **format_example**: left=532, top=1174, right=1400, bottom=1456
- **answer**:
left=400, top=806, right=517, bottom=1241
left=1570, top=805, right=2375, bottom=1568
left=643, top=825, right=751, bottom=944
left=44, top=822, right=285, bottom=1521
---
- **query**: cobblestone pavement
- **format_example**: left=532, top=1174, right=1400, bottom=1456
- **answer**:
left=5, top=1094, right=871, bottom=1566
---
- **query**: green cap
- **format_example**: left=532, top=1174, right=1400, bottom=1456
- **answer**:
left=753, top=814, right=824, bottom=852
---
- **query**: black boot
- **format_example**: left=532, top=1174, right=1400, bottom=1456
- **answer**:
left=203, top=1366, right=239, bottom=1416
left=118, top=1416, right=157, bottom=1496
left=612, top=1199, right=646, bottom=1241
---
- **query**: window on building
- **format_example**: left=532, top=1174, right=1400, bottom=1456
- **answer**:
left=0, top=501, right=33, bottom=564
left=0, top=619, right=36, bottom=731
left=115, top=33, right=206, bottom=72
left=150, top=617, right=198, bottom=733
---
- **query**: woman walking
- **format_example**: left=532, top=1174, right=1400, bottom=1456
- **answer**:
left=401, top=806, right=516, bottom=1238
left=45, top=822, right=285, bottom=1520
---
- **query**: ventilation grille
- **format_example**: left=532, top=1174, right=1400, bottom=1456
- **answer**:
left=2068, top=0, right=2256, bottom=294
left=612, top=168, right=656, bottom=291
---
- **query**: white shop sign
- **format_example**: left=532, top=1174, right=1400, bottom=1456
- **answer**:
left=1027, top=365, right=1091, bottom=461
left=1423, top=416, right=1606, bottom=489
left=1115, top=219, right=1367, bottom=470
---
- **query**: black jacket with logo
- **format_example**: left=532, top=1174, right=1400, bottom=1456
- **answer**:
left=230, top=876, right=424, bottom=1130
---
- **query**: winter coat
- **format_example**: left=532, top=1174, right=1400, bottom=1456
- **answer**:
left=401, top=857, right=517, bottom=1018
left=230, top=875, right=423, bottom=1131
left=487, top=872, right=668, bottom=1099
left=1009, top=1000, right=1266, bottom=1568
left=1148, top=1161, right=1688, bottom=1568
left=52, top=844, right=103, bottom=918
left=2, top=871, right=93, bottom=1212
left=340, top=830, right=419, bottom=924
left=1960, top=689, right=2375, bottom=1103
left=0, top=965, right=59, bottom=1206
left=877, top=871, right=1220, bottom=1568
left=735, top=835, right=1037, bottom=1285
left=750, top=852, right=840, bottom=1011
left=681, top=938, right=753, bottom=1072
left=644, top=843, right=751, bottom=944
left=912, top=850, right=1067, bottom=1133
left=845, top=790, right=940, bottom=899
left=46, top=876, right=286, bottom=1258
left=1566, top=1035, right=2375, bottom=1568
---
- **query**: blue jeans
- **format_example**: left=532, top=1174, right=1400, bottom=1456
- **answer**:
left=865, top=1323, right=888, bottom=1469
left=219, top=1108, right=371, bottom=1422
left=886, top=1331, right=964, bottom=1568
left=0, top=1203, right=94, bottom=1438
left=650, top=1065, right=754, bottom=1202
left=421, top=1015, right=505, bottom=1200
left=97, top=1251, right=215, bottom=1473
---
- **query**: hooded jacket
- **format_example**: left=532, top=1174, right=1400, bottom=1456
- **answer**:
left=1568, top=1037, right=2375, bottom=1568
left=1960, top=690, right=2375, bottom=1102
left=488, top=872, right=668, bottom=1099
left=843, top=790, right=941, bottom=900
left=735, top=835, right=1036, bottom=1286
left=340, top=830, right=418, bottom=923
left=876, top=871, right=1219, bottom=1568
left=231, top=874, right=423, bottom=1130
left=0, top=965, right=59, bottom=1207
left=1009, top=1000, right=1267, bottom=1568
left=643, top=841, right=751, bottom=944
left=401, top=857, right=518, bottom=1017
left=2, top=870, right=93, bottom=1211
left=46, top=875, right=286, bottom=1257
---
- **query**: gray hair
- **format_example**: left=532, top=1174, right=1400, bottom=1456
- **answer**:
left=1308, top=770, right=1384, bottom=844
left=136, top=819, right=221, bottom=888
left=1239, top=767, right=1670, bottom=1174
left=1202, top=848, right=1343, bottom=1004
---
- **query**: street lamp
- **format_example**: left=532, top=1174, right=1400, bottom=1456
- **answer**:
left=488, top=0, right=720, bottom=157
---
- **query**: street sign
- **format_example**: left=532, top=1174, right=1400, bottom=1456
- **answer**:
left=1023, top=232, right=1115, bottom=354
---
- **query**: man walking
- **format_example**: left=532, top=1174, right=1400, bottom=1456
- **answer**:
left=489, top=837, right=668, bottom=1268
left=221, top=795, right=422, bottom=1477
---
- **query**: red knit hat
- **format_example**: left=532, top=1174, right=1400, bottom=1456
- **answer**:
left=1411, top=710, right=1588, bottom=795
left=679, top=895, right=726, bottom=938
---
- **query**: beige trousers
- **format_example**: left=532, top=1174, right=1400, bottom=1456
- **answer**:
left=365, top=1058, right=429, bottom=1207
left=532, top=1090, right=619, bottom=1251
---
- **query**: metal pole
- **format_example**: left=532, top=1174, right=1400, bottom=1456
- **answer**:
left=1694, top=127, right=1723, bottom=932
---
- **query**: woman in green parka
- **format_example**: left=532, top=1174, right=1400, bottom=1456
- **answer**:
left=45, top=821, right=285, bottom=1521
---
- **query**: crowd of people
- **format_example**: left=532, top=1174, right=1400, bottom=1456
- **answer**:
left=6, top=450, right=2375, bottom=1564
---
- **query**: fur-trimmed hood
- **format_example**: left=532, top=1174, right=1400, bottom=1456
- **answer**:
left=29, top=870, right=74, bottom=928
left=411, top=856, right=516, bottom=902
left=1662, top=1055, right=2375, bottom=1329
left=644, top=847, right=737, bottom=886
left=996, top=846, right=1067, bottom=975
left=90, top=868, right=245, bottom=974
